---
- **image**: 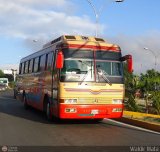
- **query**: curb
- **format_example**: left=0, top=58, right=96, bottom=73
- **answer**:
left=123, top=111, right=160, bottom=119
left=114, top=117, right=160, bottom=132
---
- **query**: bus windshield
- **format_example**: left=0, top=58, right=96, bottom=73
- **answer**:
left=60, top=49, right=123, bottom=83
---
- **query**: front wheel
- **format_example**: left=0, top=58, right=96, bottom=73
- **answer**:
left=46, top=102, right=52, bottom=121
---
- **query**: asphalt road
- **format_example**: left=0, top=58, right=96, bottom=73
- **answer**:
left=0, top=90, right=159, bottom=150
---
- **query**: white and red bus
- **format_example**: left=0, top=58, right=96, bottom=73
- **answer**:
left=14, top=35, right=132, bottom=121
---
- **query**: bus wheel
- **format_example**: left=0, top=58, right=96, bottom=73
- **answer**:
left=46, top=102, right=52, bottom=121
left=23, top=94, right=29, bottom=110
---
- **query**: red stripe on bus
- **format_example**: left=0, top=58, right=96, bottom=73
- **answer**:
left=65, top=44, right=120, bottom=52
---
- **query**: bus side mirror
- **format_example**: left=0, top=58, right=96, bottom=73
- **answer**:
left=121, top=55, right=133, bottom=73
left=56, top=51, right=64, bottom=69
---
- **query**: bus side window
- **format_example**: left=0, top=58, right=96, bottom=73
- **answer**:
left=45, top=54, right=48, bottom=70
left=19, top=63, right=22, bottom=74
left=28, top=60, right=30, bottom=73
left=23, top=62, right=26, bottom=74
left=47, top=52, right=54, bottom=70
left=29, top=59, right=33, bottom=73
left=32, top=58, right=35, bottom=73
left=38, top=56, right=41, bottom=72
left=40, top=55, right=46, bottom=71
left=21, top=63, right=24, bottom=74
left=33, top=57, right=39, bottom=73
left=25, top=61, right=29, bottom=74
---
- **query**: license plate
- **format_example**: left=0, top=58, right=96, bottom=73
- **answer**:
left=91, top=110, right=99, bottom=114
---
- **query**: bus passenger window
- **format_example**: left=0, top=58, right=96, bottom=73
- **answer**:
left=19, top=63, right=22, bottom=74
left=23, top=62, right=26, bottom=74
left=33, top=57, right=39, bottom=73
left=29, top=59, right=33, bottom=73
left=40, top=54, right=46, bottom=71
left=47, top=52, right=53, bottom=70
left=25, top=61, right=29, bottom=74
left=45, top=54, right=48, bottom=71
left=21, top=63, right=24, bottom=74
left=38, top=56, right=41, bottom=72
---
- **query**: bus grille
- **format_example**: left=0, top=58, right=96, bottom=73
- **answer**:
left=78, top=98, right=112, bottom=104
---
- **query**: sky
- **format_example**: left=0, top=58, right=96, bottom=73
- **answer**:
left=0, top=0, right=160, bottom=74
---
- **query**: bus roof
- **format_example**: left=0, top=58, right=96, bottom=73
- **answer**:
left=20, top=35, right=120, bottom=62
left=42, top=35, right=119, bottom=49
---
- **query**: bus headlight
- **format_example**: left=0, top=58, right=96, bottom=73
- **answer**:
left=112, top=99, right=123, bottom=104
left=64, top=99, right=77, bottom=104
left=65, top=108, right=77, bottom=113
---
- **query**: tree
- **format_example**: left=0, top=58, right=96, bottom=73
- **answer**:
left=124, top=63, right=139, bottom=111
left=151, top=92, right=160, bottom=115
left=139, top=69, right=160, bottom=113
left=0, top=69, right=5, bottom=78
left=140, top=69, right=160, bottom=91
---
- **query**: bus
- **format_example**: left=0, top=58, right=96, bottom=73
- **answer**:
left=14, top=35, right=133, bottom=121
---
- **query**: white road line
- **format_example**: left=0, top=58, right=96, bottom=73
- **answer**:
left=104, top=118, right=160, bottom=135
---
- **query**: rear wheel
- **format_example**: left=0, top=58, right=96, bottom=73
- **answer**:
left=44, top=97, right=52, bottom=121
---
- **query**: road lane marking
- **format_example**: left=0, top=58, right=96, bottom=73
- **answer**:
left=104, top=118, right=160, bottom=135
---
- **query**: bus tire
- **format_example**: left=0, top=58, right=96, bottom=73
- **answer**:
left=23, top=94, right=29, bottom=110
left=44, top=97, right=52, bottom=121
left=46, top=102, right=52, bottom=121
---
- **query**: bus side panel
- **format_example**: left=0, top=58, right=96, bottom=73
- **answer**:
left=27, top=71, right=52, bottom=111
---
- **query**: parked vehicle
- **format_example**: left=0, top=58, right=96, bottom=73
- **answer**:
left=0, top=84, right=7, bottom=91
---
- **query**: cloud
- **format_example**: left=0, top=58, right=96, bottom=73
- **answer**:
left=0, top=0, right=74, bottom=10
left=107, top=31, right=160, bottom=74
left=0, top=0, right=105, bottom=40
left=0, top=64, right=19, bottom=71
left=0, top=0, right=159, bottom=74
left=0, top=0, right=106, bottom=71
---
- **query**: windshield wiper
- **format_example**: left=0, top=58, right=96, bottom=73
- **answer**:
left=97, top=68, right=112, bottom=86
left=79, top=69, right=91, bottom=85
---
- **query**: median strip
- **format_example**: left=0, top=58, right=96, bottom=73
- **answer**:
left=114, top=111, right=160, bottom=132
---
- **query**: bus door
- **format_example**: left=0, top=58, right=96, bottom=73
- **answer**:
left=51, top=50, right=59, bottom=116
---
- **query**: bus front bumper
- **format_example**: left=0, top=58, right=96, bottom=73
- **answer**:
left=58, top=104, right=124, bottom=119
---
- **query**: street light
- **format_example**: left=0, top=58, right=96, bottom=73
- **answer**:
left=144, top=47, right=160, bottom=90
left=86, top=0, right=124, bottom=37
left=11, top=69, right=17, bottom=82
left=143, top=47, right=160, bottom=71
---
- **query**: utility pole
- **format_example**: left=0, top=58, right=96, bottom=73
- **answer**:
left=11, top=69, right=17, bottom=82
left=86, top=0, right=124, bottom=37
